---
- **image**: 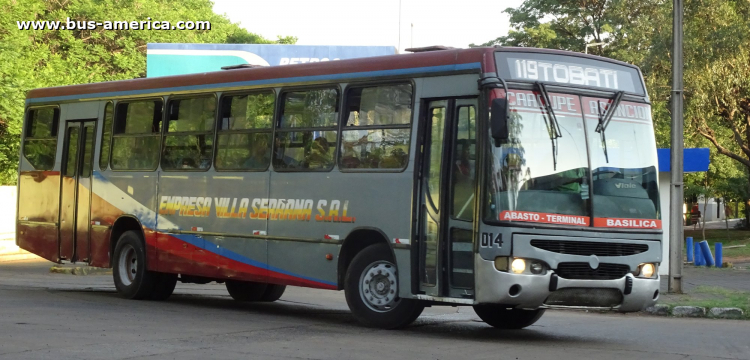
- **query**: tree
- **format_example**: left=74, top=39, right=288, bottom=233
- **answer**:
left=0, top=0, right=294, bottom=185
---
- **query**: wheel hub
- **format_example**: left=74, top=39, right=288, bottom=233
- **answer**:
left=360, top=261, right=399, bottom=312
left=118, top=244, right=137, bottom=286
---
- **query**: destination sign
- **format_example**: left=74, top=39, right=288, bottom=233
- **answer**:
left=496, top=52, right=645, bottom=95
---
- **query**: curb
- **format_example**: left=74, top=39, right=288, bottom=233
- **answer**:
left=49, top=265, right=112, bottom=276
left=644, top=305, right=745, bottom=320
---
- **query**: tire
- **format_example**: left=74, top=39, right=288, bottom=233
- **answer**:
left=226, top=280, right=268, bottom=301
left=473, top=305, right=545, bottom=329
left=112, top=230, right=157, bottom=300
left=260, top=284, right=287, bottom=302
left=149, top=273, right=178, bottom=301
left=344, top=244, right=424, bottom=329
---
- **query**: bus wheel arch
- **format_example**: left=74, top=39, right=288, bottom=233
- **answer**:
left=337, top=228, right=394, bottom=290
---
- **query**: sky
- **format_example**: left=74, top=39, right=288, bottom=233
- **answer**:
left=212, top=0, right=525, bottom=52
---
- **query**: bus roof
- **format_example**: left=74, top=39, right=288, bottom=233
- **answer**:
left=26, top=47, right=641, bottom=104
left=26, top=47, right=496, bottom=103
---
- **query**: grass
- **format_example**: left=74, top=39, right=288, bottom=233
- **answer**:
left=661, top=286, right=750, bottom=319
left=683, top=229, right=750, bottom=260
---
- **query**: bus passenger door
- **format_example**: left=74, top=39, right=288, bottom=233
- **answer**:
left=59, top=121, right=96, bottom=262
left=418, top=99, right=477, bottom=298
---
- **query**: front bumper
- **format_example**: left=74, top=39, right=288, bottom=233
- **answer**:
left=475, top=257, right=660, bottom=312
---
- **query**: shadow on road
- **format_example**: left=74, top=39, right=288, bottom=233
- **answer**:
left=44, top=287, right=601, bottom=347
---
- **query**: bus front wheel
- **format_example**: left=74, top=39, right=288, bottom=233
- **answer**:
left=473, top=305, right=545, bottom=329
left=344, top=244, right=424, bottom=329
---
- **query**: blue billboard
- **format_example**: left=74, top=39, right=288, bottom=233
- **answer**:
left=146, top=43, right=397, bottom=77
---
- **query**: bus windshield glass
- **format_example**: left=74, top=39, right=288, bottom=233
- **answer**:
left=486, top=89, right=592, bottom=227
left=583, top=97, right=660, bottom=226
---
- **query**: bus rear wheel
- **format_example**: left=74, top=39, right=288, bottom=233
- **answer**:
left=113, top=230, right=158, bottom=300
left=473, top=305, right=545, bottom=329
left=344, top=244, right=424, bottom=329
left=260, top=284, right=286, bottom=302
left=226, top=280, right=268, bottom=301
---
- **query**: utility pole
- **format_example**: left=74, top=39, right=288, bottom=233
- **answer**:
left=668, top=0, right=684, bottom=294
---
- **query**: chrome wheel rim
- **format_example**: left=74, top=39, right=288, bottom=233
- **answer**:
left=359, top=261, right=399, bottom=312
left=118, top=244, right=137, bottom=286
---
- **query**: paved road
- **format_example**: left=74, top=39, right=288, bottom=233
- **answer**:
left=0, top=260, right=748, bottom=360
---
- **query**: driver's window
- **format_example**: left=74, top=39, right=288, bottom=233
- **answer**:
left=451, top=106, right=476, bottom=221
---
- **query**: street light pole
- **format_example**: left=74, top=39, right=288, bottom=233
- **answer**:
left=397, top=0, right=402, bottom=52
left=585, top=42, right=605, bottom=54
left=668, top=0, right=684, bottom=294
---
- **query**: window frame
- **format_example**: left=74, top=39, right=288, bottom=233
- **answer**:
left=22, top=105, right=60, bottom=171
left=161, top=93, right=218, bottom=172
left=337, top=81, right=415, bottom=173
left=98, top=101, right=114, bottom=171
left=273, top=85, right=342, bottom=173
left=110, top=97, right=165, bottom=172
left=214, top=89, right=276, bottom=172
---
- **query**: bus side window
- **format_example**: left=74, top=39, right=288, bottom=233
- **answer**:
left=23, top=106, right=60, bottom=170
left=274, top=88, right=339, bottom=171
left=162, top=96, right=216, bottom=171
left=215, top=91, right=274, bottom=171
left=339, top=83, right=412, bottom=171
left=110, top=99, right=163, bottom=171
left=98, top=102, right=113, bottom=170
left=451, top=106, right=476, bottom=221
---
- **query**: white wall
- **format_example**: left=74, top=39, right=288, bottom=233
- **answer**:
left=0, top=186, right=17, bottom=241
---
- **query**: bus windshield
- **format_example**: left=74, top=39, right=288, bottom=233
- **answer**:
left=583, top=97, right=660, bottom=225
left=485, top=90, right=660, bottom=228
left=486, top=90, right=592, bottom=226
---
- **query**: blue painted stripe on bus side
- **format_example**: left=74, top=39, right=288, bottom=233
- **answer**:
left=26, top=62, right=481, bottom=104
left=174, top=233, right=337, bottom=286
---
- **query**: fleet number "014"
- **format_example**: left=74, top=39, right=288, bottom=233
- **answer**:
left=480, top=233, right=503, bottom=248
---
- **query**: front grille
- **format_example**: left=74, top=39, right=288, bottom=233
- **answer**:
left=555, top=262, right=630, bottom=280
left=531, top=240, right=648, bottom=257
left=545, top=288, right=623, bottom=307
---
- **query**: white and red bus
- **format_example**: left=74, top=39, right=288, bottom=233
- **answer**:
left=18, top=46, right=661, bottom=329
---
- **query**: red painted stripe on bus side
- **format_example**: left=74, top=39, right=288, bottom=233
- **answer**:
left=147, top=232, right=337, bottom=290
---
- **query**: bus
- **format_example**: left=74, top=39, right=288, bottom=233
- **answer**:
left=17, top=46, right=662, bottom=329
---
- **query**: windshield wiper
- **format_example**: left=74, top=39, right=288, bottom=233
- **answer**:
left=594, top=91, right=625, bottom=164
left=595, top=91, right=624, bottom=133
left=535, top=82, right=562, bottom=170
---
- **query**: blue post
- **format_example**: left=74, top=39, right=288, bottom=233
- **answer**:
left=715, top=243, right=723, bottom=268
left=700, top=240, right=715, bottom=267
left=695, top=245, right=704, bottom=266
left=686, top=237, right=694, bottom=262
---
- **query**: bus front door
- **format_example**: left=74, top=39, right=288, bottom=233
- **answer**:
left=59, top=120, right=96, bottom=262
left=419, top=99, right=477, bottom=298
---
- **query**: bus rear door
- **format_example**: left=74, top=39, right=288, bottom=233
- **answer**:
left=418, top=98, right=477, bottom=299
left=59, top=120, right=96, bottom=262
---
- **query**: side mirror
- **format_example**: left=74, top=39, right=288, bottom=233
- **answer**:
left=490, top=98, right=509, bottom=145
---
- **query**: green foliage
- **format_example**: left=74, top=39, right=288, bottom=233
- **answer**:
left=0, top=0, right=295, bottom=185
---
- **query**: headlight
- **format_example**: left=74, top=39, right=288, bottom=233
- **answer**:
left=530, top=261, right=545, bottom=274
left=640, top=263, right=656, bottom=278
left=511, top=258, right=526, bottom=274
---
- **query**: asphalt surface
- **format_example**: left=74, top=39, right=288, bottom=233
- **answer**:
left=0, top=260, right=748, bottom=360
